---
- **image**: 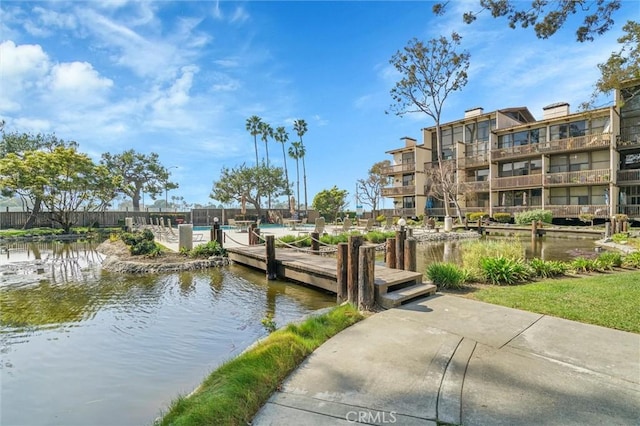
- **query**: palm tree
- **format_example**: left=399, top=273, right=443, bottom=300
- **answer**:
left=258, top=121, right=273, bottom=168
left=274, top=126, right=291, bottom=197
left=288, top=141, right=304, bottom=213
left=245, top=116, right=262, bottom=166
left=293, top=119, right=308, bottom=212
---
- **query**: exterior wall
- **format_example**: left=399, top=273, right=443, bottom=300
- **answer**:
left=382, top=78, right=640, bottom=221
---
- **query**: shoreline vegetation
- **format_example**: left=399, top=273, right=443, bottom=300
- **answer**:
left=154, top=304, right=364, bottom=426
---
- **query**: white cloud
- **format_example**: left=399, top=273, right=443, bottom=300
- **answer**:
left=50, top=61, right=113, bottom=95
left=0, top=41, right=50, bottom=113
left=230, top=6, right=249, bottom=24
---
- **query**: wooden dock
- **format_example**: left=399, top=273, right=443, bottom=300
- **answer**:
left=226, top=245, right=436, bottom=309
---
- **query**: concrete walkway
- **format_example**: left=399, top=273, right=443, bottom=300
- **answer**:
left=252, top=295, right=640, bottom=425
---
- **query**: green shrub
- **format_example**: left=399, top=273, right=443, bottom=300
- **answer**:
left=514, top=209, right=553, bottom=225
left=188, top=241, right=227, bottom=258
left=492, top=212, right=512, bottom=223
left=614, top=214, right=628, bottom=222
left=623, top=252, right=640, bottom=268
left=467, top=212, right=489, bottom=221
left=596, top=251, right=623, bottom=270
left=363, top=231, right=395, bottom=244
left=571, top=257, right=600, bottom=274
left=481, top=256, right=531, bottom=285
left=277, top=234, right=311, bottom=247
left=611, top=233, right=629, bottom=244
left=461, top=237, right=525, bottom=276
left=425, top=262, right=465, bottom=289
left=528, top=258, right=567, bottom=278
left=376, top=215, right=386, bottom=223
left=578, top=213, right=594, bottom=225
left=120, top=229, right=161, bottom=256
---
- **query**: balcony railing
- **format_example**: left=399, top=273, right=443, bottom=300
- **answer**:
left=382, top=185, right=415, bottom=197
left=617, top=130, right=640, bottom=149
left=546, top=205, right=609, bottom=218
left=381, top=162, right=416, bottom=175
left=619, top=205, right=640, bottom=218
left=545, top=169, right=611, bottom=186
left=458, top=155, right=489, bottom=168
left=493, top=174, right=542, bottom=189
left=491, top=132, right=611, bottom=160
left=618, top=169, right=640, bottom=183
left=393, top=207, right=416, bottom=217
left=463, top=180, right=490, bottom=192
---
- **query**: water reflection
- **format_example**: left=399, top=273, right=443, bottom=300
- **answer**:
left=0, top=242, right=335, bottom=426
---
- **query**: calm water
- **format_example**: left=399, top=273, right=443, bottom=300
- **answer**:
left=0, top=236, right=598, bottom=425
left=0, top=241, right=335, bottom=426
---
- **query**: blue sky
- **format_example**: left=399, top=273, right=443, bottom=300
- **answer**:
left=0, top=1, right=634, bottom=209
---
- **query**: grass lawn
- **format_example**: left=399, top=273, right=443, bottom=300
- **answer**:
left=156, top=304, right=364, bottom=426
left=469, top=270, right=640, bottom=334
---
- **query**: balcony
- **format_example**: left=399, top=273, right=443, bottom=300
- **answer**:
left=545, top=169, right=610, bottom=186
left=617, top=130, right=640, bottom=150
left=458, top=155, right=489, bottom=168
left=382, top=185, right=415, bottom=197
left=493, top=174, right=542, bottom=189
left=492, top=132, right=611, bottom=160
left=393, top=207, right=416, bottom=217
left=618, top=169, right=640, bottom=183
left=546, top=205, right=609, bottom=218
left=381, top=162, right=415, bottom=175
left=463, top=180, right=490, bottom=192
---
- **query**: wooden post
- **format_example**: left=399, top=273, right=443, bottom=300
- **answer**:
left=358, top=245, right=375, bottom=311
left=386, top=238, right=396, bottom=269
left=622, top=220, right=628, bottom=233
left=407, top=227, right=413, bottom=238
left=404, top=238, right=417, bottom=272
left=531, top=220, right=538, bottom=239
left=347, top=235, right=363, bottom=304
left=215, top=228, right=223, bottom=248
left=311, top=231, right=320, bottom=254
left=611, top=217, right=617, bottom=234
left=336, top=243, right=348, bottom=303
left=605, top=221, right=611, bottom=238
left=395, top=228, right=406, bottom=270
left=265, top=235, right=277, bottom=280
left=477, top=219, right=482, bottom=235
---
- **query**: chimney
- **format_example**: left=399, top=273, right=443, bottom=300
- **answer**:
left=401, top=136, right=417, bottom=147
left=464, top=107, right=484, bottom=118
left=542, top=102, right=570, bottom=119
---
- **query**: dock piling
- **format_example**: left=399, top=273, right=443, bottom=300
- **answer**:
left=358, top=245, right=375, bottom=310
left=386, top=238, right=396, bottom=269
left=265, top=235, right=277, bottom=280
left=347, top=235, right=363, bottom=304
left=404, top=238, right=417, bottom=272
left=336, top=243, right=348, bottom=303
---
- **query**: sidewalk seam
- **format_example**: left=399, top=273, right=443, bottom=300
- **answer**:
left=499, top=313, right=545, bottom=349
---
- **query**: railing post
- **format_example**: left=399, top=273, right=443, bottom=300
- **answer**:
left=386, top=237, right=396, bottom=269
left=336, top=243, right=348, bottom=303
left=404, top=238, right=417, bottom=272
left=347, top=235, right=363, bottom=304
left=265, top=235, right=277, bottom=280
left=358, top=245, right=375, bottom=311
left=311, top=231, right=320, bottom=254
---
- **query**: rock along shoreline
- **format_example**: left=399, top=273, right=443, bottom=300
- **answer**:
left=97, top=240, right=229, bottom=274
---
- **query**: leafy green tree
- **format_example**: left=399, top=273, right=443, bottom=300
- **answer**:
left=273, top=126, right=291, bottom=197
left=293, top=119, right=309, bottom=211
left=0, top=131, right=77, bottom=228
left=357, top=160, right=391, bottom=218
left=100, top=150, right=177, bottom=211
left=433, top=0, right=622, bottom=42
left=245, top=115, right=263, bottom=166
left=0, top=146, right=119, bottom=232
left=288, top=141, right=304, bottom=213
left=312, top=186, right=349, bottom=222
left=582, top=20, right=640, bottom=110
left=210, top=164, right=287, bottom=219
left=388, top=33, right=470, bottom=219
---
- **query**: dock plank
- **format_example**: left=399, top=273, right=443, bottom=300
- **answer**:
left=227, top=246, right=424, bottom=296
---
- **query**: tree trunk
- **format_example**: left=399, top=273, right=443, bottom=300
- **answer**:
left=24, top=197, right=42, bottom=229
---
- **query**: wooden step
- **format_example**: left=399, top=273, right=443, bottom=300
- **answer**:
left=378, top=283, right=437, bottom=309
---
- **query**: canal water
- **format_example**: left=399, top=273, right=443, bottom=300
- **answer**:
left=0, top=241, right=335, bottom=426
left=0, top=236, right=598, bottom=425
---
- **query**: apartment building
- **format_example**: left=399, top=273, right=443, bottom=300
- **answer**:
left=382, top=79, right=640, bottom=222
